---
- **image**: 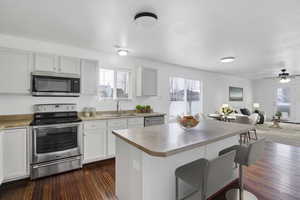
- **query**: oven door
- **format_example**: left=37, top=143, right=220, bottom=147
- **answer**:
left=32, top=123, right=82, bottom=164
left=31, top=72, right=80, bottom=97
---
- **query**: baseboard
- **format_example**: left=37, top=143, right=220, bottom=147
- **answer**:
left=83, top=155, right=115, bottom=165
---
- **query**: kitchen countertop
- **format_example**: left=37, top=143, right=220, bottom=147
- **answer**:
left=0, top=114, right=33, bottom=129
left=80, top=112, right=166, bottom=121
left=113, top=120, right=253, bottom=157
left=0, top=112, right=166, bottom=129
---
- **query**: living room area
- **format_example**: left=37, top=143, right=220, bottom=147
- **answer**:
left=252, top=75, right=300, bottom=147
left=211, top=76, right=300, bottom=147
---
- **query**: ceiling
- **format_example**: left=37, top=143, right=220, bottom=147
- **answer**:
left=0, top=0, right=300, bottom=79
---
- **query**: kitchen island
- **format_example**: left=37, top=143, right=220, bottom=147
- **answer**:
left=113, top=120, right=253, bottom=200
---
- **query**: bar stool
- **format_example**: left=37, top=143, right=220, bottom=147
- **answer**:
left=219, top=138, right=265, bottom=200
left=175, top=151, right=236, bottom=200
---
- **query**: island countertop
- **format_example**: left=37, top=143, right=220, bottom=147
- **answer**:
left=112, top=120, right=254, bottom=157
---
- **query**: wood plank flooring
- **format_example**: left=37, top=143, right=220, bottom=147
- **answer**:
left=1, top=142, right=299, bottom=200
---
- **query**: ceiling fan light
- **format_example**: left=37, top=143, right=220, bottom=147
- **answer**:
left=279, top=78, right=291, bottom=83
left=220, top=57, right=235, bottom=63
left=117, top=49, right=129, bottom=56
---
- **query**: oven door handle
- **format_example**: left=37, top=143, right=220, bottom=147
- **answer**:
left=32, top=122, right=82, bottom=129
left=32, top=156, right=81, bottom=169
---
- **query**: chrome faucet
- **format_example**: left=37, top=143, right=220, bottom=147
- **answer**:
left=116, top=100, right=121, bottom=113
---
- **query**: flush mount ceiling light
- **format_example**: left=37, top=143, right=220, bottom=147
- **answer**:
left=117, top=48, right=129, bottom=56
left=220, top=57, right=236, bottom=63
left=134, top=12, right=158, bottom=26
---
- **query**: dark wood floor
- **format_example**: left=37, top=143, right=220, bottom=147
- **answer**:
left=1, top=142, right=299, bottom=200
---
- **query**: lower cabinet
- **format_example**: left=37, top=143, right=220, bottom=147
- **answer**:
left=84, top=129, right=107, bottom=164
left=107, top=119, right=127, bottom=156
left=83, top=117, right=146, bottom=164
left=0, top=130, right=3, bottom=185
left=2, top=128, right=28, bottom=182
left=127, top=117, right=144, bottom=128
left=83, top=120, right=107, bottom=164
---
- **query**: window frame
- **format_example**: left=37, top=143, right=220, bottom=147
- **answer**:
left=98, top=67, right=132, bottom=101
left=168, top=76, right=203, bottom=120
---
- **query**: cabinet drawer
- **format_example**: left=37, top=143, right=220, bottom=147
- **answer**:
left=107, top=119, right=127, bottom=128
left=84, top=120, right=107, bottom=130
left=128, top=117, right=144, bottom=126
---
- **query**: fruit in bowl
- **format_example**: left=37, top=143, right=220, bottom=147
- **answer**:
left=177, top=115, right=200, bottom=130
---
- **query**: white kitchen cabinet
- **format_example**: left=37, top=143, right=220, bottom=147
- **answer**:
left=127, top=117, right=144, bottom=128
left=34, top=53, right=80, bottom=75
left=2, top=128, right=28, bottom=182
left=0, top=48, right=32, bottom=94
left=83, top=120, right=107, bottom=164
left=136, top=67, right=158, bottom=96
left=59, top=56, right=81, bottom=75
left=34, top=52, right=58, bottom=72
left=81, top=59, right=98, bottom=95
left=0, top=130, right=3, bottom=185
left=107, top=119, right=127, bottom=156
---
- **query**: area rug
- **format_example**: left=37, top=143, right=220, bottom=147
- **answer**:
left=256, top=122, right=300, bottom=147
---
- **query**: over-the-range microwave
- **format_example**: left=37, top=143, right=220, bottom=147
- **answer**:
left=31, top=71, right=80, bottom=97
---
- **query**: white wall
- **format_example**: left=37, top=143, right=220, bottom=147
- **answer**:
left=0, top=34, right=253, bottom=117
left=252, top=78, right=300, bottom=121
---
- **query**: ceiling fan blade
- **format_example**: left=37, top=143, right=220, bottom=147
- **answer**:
left=290, top=75, right=300, bottom=78
left=263, top=76, right=278, bottom=79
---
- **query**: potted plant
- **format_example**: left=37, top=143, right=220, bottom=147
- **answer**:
left=136, top=105, right=143, bottom=113
left=145, top=105, right=152, bottom=113
left=136, top=105, right=152, bottom=113
left=275, top=111, right=282, bottom=120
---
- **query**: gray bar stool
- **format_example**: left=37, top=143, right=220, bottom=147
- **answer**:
left=219, top=138, right=265, bottom=200
left=175, top=151, right=236, bottom=200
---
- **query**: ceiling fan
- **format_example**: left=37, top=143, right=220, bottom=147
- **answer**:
left=264, top=69, right=300, bottom=83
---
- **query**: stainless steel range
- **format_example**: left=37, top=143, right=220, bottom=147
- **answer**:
left=30, top=104, right=83, bottom=179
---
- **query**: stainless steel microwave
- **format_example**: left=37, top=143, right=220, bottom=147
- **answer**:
left=31, top=71, right=80, bottom=97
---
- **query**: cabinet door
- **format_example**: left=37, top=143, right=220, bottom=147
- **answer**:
left=34, top=52, right=57, bottom=72
left=107, top=119, right=127, bottom=156
left=127, top=117, right=144, bottom=128
left=0, top=48, right=32, bottom=94
left=59, top=56, right=81, bottom=75
left=3, top=128, right=28, bottom=181
left=81, top=59, right=98, bottom=95
left=142, top=68, right=157, bottom=96
left=84, top=129, right=107, bottom=163
left=0, top=131, right=3, bottom=184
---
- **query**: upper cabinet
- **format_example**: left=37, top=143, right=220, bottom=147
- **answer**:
left=81, top=59, right=98, bottom=95
left=0, top=48, right=32, bottom=94
left=34, top=53, right=80, bottom=75
left=136, top=67, right=158, bottom=96
left=34, top=52, right=58, bottom=72
left=59, top=56, right=81, bottom=75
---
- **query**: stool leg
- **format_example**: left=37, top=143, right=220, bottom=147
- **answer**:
left=239, top=164, right=244, bottom=200
left=247, top=131, right=251, bottom=142
left=254, top=130, right=258, bottom=140
left=176, top=177, right=179, bottom=200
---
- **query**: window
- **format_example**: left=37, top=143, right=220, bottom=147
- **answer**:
left=276, top=87, right=291, bottom=119
left=169, top=77, right=202, bottom=120
left=99, top=68, right=131, bottom=100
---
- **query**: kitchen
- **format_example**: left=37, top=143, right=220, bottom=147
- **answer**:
left=0, top=37, right=253, bottom=199
left=1, top=0, right=296, bottom=199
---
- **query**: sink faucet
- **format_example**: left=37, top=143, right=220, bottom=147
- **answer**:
left=116, top=100, right=121, bottom=113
